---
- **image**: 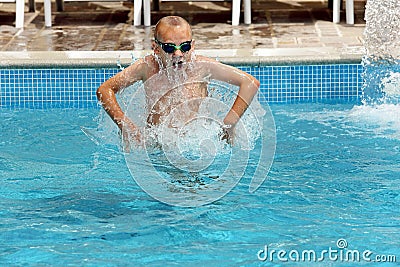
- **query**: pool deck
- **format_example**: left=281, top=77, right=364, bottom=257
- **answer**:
left=0, top=0, right=366, bottom=66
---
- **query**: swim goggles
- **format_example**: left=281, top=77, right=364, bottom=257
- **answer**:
left=155, top=39, right=192, bottom=54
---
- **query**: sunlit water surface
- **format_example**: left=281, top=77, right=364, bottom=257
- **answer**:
left=0, top=104, right=399, bottom=266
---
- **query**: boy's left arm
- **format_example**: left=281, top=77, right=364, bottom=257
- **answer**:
left=205, top=60, right=260, bottom=126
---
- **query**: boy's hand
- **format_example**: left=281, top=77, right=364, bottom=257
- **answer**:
left=220, top=124, right=235, bottom=145
left=119, top=117, right=143, bottom=151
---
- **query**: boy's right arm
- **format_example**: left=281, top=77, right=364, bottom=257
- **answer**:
left=96, top=75, right=128, bottom=130
left=96, top=59, right=147, bottom=135
left=96, top=59, right=147, bottom=144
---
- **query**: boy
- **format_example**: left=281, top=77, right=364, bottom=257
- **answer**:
left=96, top=16, right=260, bottom=144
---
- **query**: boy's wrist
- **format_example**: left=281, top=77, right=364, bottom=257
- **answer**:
left=223, top=108, right=241, bottom=126
left=223, top=115, right=238, bottom=127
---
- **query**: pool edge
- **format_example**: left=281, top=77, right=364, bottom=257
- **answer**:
left=0, top=48, right=364, bottom=68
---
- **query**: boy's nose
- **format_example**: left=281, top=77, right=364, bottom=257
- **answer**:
left=173, top=49, right=184, bottom=57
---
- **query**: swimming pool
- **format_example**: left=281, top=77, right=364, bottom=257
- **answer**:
left=1, top=62, right=399, bottom=265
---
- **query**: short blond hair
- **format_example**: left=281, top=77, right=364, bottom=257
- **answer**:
left=154, top=16, right=192, bottom=40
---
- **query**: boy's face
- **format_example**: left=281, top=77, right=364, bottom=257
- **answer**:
left=153, top=24, right=194, bottom=68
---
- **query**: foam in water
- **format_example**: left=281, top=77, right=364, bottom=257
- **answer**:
left=349, top=104, right=400, bottom=140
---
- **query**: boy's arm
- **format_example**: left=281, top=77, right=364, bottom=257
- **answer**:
left=96, top=76, right=126, bottom=130
left=222, top=71, right=260, bottom=126
left=96, top=59, right=147, bottom=131
left=201, top=58, right=260, bottom=126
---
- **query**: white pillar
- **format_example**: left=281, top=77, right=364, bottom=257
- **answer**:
left=15, top=0, right=24, bottom=28
left=243, top=0, right=251, bottom=25
left=134, top=0, right=142, bottom=26
left=44, top=0, right=52, bottom=27
left=333, top=0, right=340, bottom=23
left=346, top=0, right=354, bottom=24
left=232, top=0, right=240, bottom=26
left=143, top=0, right=151, bottom=26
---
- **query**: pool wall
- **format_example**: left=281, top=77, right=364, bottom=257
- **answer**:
left=0, top=51, right=363, bottom=108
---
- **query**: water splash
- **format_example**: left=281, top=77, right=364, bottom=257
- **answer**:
left=116, top=54, right=125, bottom=71
left=121, top=62, right=266, bottom=152
left=86, top=59, right=276, bottom=206
left=119, top=61, right=275, bottom=206
left=364, top=0, right=400, bottom=59
left=130, top=52, right=138, bottom=65
left=362, top=57, right=400, bottom=105
left=347, top=0, right=400, bottom=139
left=362, top=0, right=400, bottom=105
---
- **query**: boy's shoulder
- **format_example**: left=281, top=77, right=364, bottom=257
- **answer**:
left=195, top=54, right=218, bottom=63
left=126, top=54, right=159, bottom=73
left=141, top=54, right=158, bottom=67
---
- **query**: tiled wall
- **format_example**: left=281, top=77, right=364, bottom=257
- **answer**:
left=0, top=64, right=363, bottom=108
left=253, top=64, right=362, bottom=103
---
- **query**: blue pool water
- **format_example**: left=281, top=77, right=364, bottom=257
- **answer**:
left=1, top=103, right=399, bottom=266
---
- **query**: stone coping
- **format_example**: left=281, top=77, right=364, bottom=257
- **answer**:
left=0, top=48, right=365, bottom=68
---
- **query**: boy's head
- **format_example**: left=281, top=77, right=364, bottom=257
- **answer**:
left=153, top=16, right=194, bottom=68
